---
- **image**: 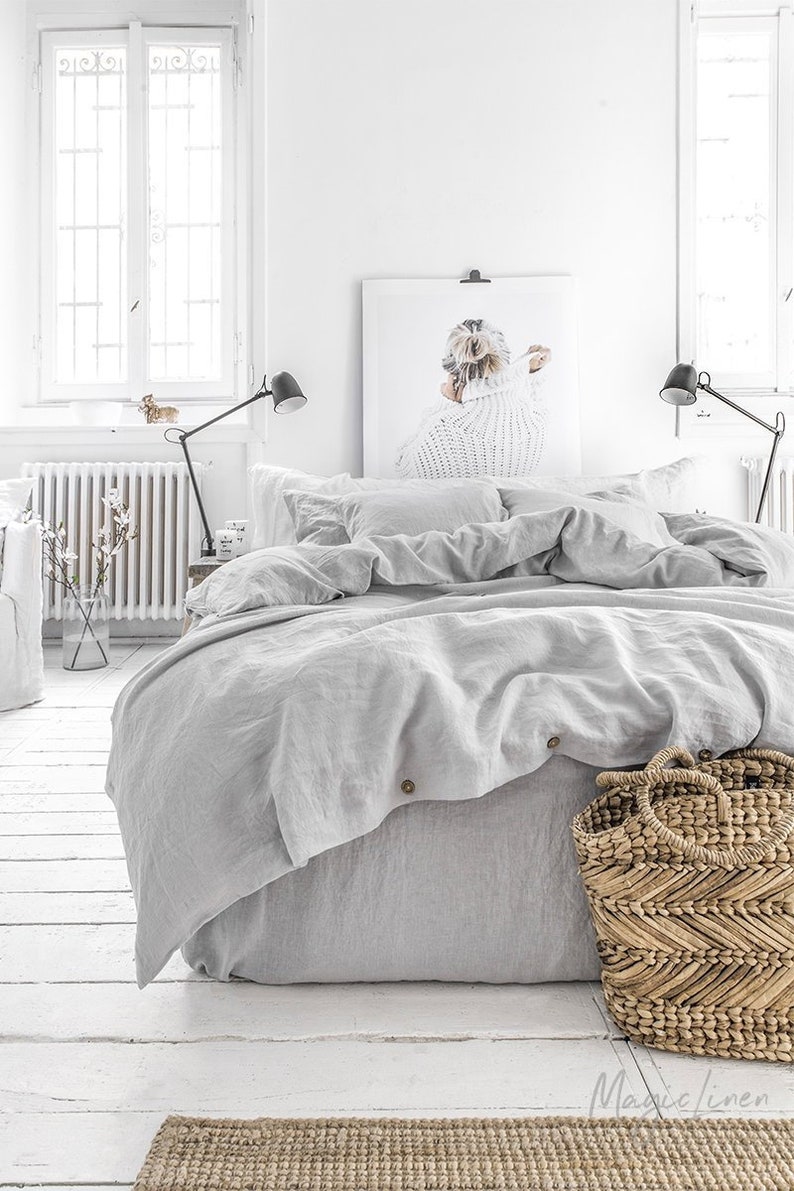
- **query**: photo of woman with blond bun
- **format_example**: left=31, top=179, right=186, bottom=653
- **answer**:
left=362, top=277, right=581, bottom=478
left=396, top=319, right=553, bottom=479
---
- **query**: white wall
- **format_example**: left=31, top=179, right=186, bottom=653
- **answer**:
left=264, top=0, right=678, bottom=470
left=263, top=0, right=760, bottom=515
left=0, top=0, right=757, bottom=519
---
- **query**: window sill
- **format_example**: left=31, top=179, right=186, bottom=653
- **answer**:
left=0, top=423, right=258, bottom=446
left=4, top=397, right=257, bottom=442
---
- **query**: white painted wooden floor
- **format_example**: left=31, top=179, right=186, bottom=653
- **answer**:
left=0, top=643, right=791, bottom=1187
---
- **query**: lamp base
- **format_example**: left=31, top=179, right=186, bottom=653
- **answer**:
left=200, top=545, right=216, bottom=558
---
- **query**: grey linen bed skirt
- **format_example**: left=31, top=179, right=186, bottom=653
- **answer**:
left=182, top=755, right=602, bottom=984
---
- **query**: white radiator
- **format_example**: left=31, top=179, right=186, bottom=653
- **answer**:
left=743, top=457, right=794, bottom=532
left=23, top=462, right=202, bottom=620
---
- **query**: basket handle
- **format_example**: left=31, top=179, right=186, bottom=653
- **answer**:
left=644, top=745, right=697, bottom=771
left=634, top=774, right=794, bottom=868
left=596, top=745, right=696, bottom=789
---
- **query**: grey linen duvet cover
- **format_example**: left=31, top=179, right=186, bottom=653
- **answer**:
left=182, top=756, right=605, bottom=984
left=105, top=507, right=794, bottom=986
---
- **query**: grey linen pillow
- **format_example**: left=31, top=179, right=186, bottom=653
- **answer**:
left=286, top=481, right=506, bottom=544
left=497, top=457, right=704, bottom=514
left=336, top=481, right=505, bottom=540
left=499, top=486, right=678, bottom=549
left=283, top=491, right=350, bottom=546
left=251, top=457, right=705, bottom=548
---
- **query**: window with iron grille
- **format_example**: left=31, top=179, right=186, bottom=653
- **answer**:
left=37, top=21, right=242, bottom=403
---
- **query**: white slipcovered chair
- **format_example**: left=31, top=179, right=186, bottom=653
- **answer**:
left=0, top=494, right=44, bottom=713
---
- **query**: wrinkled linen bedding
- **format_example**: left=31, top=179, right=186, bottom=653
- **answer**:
left=106, top=508, right=794, bottom=986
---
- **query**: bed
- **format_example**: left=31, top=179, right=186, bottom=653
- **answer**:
left=105, top=461, right=794, bottom=988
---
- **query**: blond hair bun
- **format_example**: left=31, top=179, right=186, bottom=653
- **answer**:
left=442, top=319, right=510, bottom=396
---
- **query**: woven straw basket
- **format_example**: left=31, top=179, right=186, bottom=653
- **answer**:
left=572, top=746, right=794, bottom=1062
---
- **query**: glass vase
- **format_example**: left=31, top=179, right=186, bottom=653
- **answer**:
left=62, top=586, right=110, bottom=671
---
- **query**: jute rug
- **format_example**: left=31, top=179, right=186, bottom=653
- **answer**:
left=134, top=1115, right=794, bottom=1190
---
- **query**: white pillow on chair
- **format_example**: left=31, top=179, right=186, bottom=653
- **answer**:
left=0, top=477, right=33, bottom=528
left=0, top=477, right=34, bottom=578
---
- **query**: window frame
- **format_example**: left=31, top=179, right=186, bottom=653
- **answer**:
left=678, top=0, right=794, bottom=405
left=30, top=1, right=250, bottom=407
left=39, top=28, right=130, bottom=402
left=138, top=24, right=237, bottom=401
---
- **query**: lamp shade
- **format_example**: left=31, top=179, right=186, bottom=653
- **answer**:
left=271, top=371, right=307, bottom=414
left=660, top=363, right=698, bottom=406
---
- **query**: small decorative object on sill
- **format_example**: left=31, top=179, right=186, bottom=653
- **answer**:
left=139, top=393, right=179, bottom=424
left=37, top=490, right=138, bottom=671
left=572, top=745, right=794, bottom=1063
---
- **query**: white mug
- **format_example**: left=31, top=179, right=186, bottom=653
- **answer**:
left=215, top=529, right=236, bottom=560
left=224, top=519, right=249, bottom=557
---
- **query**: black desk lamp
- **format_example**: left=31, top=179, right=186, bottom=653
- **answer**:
left=660, top=364, right=785, bottom=523
left=164, top=371, right=307, bottom=556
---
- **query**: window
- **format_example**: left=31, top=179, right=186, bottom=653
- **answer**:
left=681, top=1, right=794, bottom=394
left=37, top=21, right=242, bottom=403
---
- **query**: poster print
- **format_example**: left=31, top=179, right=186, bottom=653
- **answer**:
left=363, top=276, right=581, bottom=479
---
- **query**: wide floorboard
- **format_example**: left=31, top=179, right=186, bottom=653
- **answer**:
left=0, top=643, right=790, bottom=1187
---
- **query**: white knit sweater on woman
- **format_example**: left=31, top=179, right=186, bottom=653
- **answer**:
left=396, top=353, right=547, bottom=479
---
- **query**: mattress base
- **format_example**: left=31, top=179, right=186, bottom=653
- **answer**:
left=182, top=756, right=602, bottom=985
